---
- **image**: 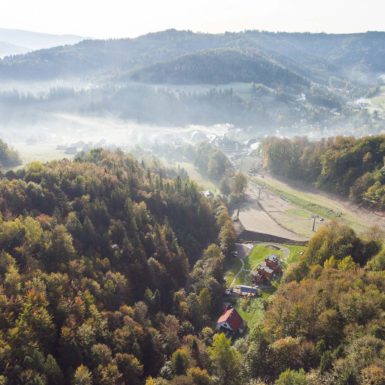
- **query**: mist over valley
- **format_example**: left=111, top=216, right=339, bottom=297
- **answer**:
left=1, top=29, right=385, bottom=163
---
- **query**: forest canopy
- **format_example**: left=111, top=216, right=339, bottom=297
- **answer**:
left=0, top=149, right=237, bottom=385
left=245, top=221, right=385, bottom=385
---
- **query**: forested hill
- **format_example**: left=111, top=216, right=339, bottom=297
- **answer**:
left=129, top=49, right=307, bottom=87
left=246, top=221, right=385, bottom=384
left=0, top=149, right=237, bottom=384
left=1, top=30, right=385, bottom=85
left=1, top=30, right=384, bottom=133
left=261, top=135, right=385, bottom=210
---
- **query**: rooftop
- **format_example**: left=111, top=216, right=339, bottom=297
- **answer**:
left=217, top=308, right=244, bottom=330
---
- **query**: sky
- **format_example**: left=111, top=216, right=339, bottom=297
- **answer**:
left=1, top=0, right=385, bottom=38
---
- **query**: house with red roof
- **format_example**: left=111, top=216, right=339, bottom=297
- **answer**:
left=216, top=307, right=245, bottom=333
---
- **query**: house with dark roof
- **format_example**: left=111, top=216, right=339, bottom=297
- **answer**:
left=258, top=262, right=274, bottom=279
left=216, top=307, right=245, bottom=333
left=233, top=285, right=258, bottom=297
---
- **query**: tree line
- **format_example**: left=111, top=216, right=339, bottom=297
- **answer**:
left=261, top=136, right=385, bottom=210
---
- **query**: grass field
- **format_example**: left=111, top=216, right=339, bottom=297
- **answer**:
left=224, top=258, right=242, bottom=286
left=251, top=175, right=385, bottom=235
left=14, top=143, right=71, bottom=166
left=246, top=244, right=285, bottom=270
left=285, top=244, right=305, bottom=264
left=234, top=284, right=277, bottom=327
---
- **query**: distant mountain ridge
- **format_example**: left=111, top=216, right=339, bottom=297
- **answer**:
left=0, top=40, right=26, bottom=57
left=0, top=29, right=384, bottom=85
left=1, top=29, right=384, bottom=133
left=0, top=28, right=84, bottom=57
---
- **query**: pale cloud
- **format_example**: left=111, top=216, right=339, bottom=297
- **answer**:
left=1, top=0, right=384, bottom=38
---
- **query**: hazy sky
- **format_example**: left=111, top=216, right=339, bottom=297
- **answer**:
left=1, top=0, right=385, bottom=38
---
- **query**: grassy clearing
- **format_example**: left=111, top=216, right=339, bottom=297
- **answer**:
left=246, top=244, right=284, bottom=270
left=284, top=244, right=305, bottom=264
left=235, top=297, right=265, bottom=326
left=14, top=143, right=70, bottom=166
left=224, top=258, right=242, bottom=286
left=287, top=207, right=313, bottom=218
left=255, top=179, right=339, bottom=220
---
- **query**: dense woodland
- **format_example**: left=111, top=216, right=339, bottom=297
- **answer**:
left=261, top=135, right=385, bottom=210
left=2, top=30, right=385, bottom=83
left=245, top=221, right=385, bottom=385
left=0, top=149, right=238, bottom=385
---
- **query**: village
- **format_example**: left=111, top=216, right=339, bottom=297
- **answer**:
left=216, top=248, right=284, bottom=335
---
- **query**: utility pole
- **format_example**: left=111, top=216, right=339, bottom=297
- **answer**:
left=311, top=215, right=319, bottom=232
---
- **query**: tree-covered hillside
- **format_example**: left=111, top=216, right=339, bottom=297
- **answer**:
left=261, top=135, right=385, bottom=210
left=245, top=221, right=385, bottom=385
left=1, top=30, right=385, bottom=85
left=0, top=149, right=238, bottom=384
left=129, top=49, right=307, bottom=88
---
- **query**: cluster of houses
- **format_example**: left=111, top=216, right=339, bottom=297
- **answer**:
left=216, top=254, right=283, bottom=334
left=252, top=254, right=282, bottom=284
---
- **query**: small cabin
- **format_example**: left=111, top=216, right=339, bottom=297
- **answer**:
left=234, top=285, right=258, bottom=297
left=216, top=308, right=245, bottom=333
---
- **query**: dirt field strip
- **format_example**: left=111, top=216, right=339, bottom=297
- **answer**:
left=251, top=175, right=385, bottom=236
left=237, top=188, right=308, bottom=242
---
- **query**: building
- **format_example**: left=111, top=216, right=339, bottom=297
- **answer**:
left=258, top=262, right=274, bottom=279
left=233, top=285, right=258, bottom=297
left=265, top=255, right=282, bottom=273
left=216, top=308, right=245, bottom=333
left=252, top=255, right=282, bottom=284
